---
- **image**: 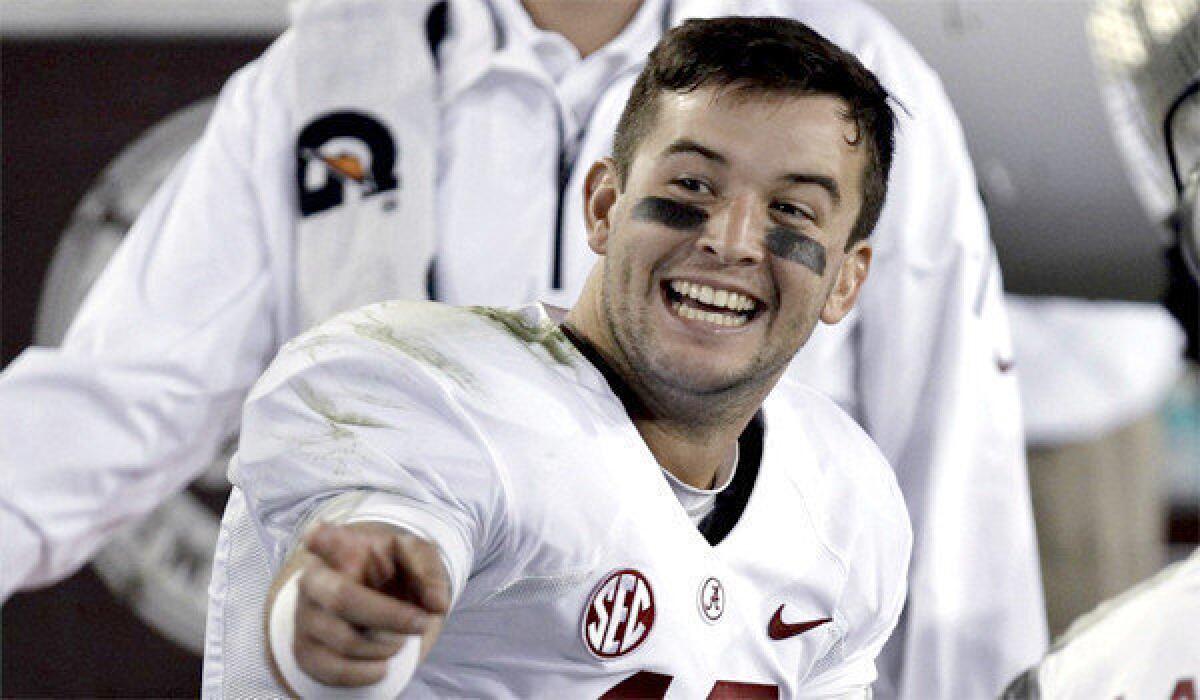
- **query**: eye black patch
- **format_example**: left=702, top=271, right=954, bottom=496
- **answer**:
left=766, top=227, right=826, bottom=275
left=633, top=196, right=708, bottom=232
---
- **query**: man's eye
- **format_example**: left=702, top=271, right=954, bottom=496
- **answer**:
left=771, top=200, right=813, bottom=221
left=672, top=177, right=710, bottom=194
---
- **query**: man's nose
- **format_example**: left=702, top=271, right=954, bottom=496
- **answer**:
left=698, top=194, right=765, bottom=266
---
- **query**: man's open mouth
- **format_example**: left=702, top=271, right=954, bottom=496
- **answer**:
left=662, top=279, right=765, bottom=328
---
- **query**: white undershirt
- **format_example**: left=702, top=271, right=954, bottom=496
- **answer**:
left=660, top=452, right=739, bottom=525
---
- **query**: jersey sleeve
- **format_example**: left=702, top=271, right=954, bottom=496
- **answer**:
left=0, top=39, right=295, bottom=600
left=231, top=311, right=510, bottom=601
left=773, top=2, right=1048, bottom=695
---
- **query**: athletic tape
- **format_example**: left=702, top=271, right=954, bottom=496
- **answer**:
left=268, top=570, right=421, bottom=699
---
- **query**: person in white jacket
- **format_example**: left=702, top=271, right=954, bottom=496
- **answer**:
left=0, top=0, right=1046, bottom=697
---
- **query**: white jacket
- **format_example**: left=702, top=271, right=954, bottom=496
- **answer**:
left=0, top=0, right=1046, bottom=697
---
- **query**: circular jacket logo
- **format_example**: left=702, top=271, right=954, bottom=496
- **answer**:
left=296, top=110, right=399, bottom=217
left=582, top=569, right=655, bottom=658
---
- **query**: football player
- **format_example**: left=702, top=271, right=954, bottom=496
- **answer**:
left=205, top=17, right=910, bottom=697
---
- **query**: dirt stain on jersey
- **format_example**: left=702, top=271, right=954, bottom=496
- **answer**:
left=468, top=306, right=576, bottom=366
left=351, top=317, right=477, bottom=391
left=287, top=332, right=338, bottom=364
left=294, top=380, right=389, bottom=439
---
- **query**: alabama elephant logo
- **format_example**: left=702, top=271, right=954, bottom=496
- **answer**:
left=296, top=110, right=399, bottom=217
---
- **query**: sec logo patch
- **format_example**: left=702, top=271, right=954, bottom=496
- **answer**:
left=582, top=569, right=655, bottom=658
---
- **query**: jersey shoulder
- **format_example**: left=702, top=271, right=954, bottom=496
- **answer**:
left=286, top=299, right=579, bottom=381
left=767, top=382, right=905, bottom=520
left=760, top=383, right=911, bottom=663
left=240, top=301, right=595, bottom=572
left=764, top=382, right=912, bottom=587
left=275, top=301, right=597, bottom=431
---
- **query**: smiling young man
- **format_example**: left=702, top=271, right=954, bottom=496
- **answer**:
left=205, top=17, right=910, bottom=698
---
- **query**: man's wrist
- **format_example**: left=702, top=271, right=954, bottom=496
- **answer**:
left=267, top=569, right=422, bottom=699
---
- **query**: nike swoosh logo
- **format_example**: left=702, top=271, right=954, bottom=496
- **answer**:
left=767, top=605, right=831, bottom=640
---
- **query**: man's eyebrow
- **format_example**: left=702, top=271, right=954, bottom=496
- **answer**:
left=662, top=139, right=727, bottom=165
left=662, top=139, right=842, bottom=206
left=781, top=172, right=841, bottom=206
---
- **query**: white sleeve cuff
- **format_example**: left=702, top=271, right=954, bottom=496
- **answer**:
left=310, top=490, right=471, bottom=604
left=268, top=570, right=421, bottom=699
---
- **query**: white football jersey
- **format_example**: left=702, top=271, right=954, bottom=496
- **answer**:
left=1003, top=548, right=1200, bottom=700
left=203, top=301, right=911, bottom=698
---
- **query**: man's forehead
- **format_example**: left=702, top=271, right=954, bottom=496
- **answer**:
left=650, top=89, right=860, bottom=150
left=658, top=86, right=854, bottom=122
left=643, top=89, right=866, bottom=182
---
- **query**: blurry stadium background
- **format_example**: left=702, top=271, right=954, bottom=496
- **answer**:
left=2, top=0, right=1197, bottom=695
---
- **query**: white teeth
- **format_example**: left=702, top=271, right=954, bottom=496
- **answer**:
left=672, top=301, right=748, bottom=327
left=669, top=279, right=757, bottom=314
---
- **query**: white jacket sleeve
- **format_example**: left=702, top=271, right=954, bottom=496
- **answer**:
left=823, top=9, right=1047, bottom=699
left=0, top=51, right=292, bottom=599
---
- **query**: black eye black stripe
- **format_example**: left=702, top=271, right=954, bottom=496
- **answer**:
left=633, top=196, right=708, bottom=231
left=633, top=196, right=827, bottom=274
left=765, top=227, right=826, bottom=274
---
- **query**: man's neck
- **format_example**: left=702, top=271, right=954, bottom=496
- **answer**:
left=634, top=417, right=745, bottom=490
left=564, top=289, right=760, bottom=491
left=520, top=0, right=644, bottom=57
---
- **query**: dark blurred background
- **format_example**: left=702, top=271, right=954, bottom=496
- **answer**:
left=3, top=33, right=272, bottom=697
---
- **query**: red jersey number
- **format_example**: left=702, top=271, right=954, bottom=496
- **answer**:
left=601, top=671, right=779, bottom=699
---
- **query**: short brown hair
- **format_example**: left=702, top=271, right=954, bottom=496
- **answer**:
left=612, top=17, right=896, bottom=246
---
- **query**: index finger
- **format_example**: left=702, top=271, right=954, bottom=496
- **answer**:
left=300, top=563, right=431, bottom=635
left=387, top=531, right=452, bottom=614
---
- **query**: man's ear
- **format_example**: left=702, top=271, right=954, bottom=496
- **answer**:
left=820, top=240, right=871, bottom=325
left=583, top=158, right=620, bottom=255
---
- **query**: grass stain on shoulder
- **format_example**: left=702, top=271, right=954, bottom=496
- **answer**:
left=467, top=306, right=577, bottom=366
left=294, top=380, right=389, bottom=438
left=350, top=315, right=477, bottom=391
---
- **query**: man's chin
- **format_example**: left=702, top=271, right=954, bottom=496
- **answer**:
left=639, top=356, right=759, bottom=399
